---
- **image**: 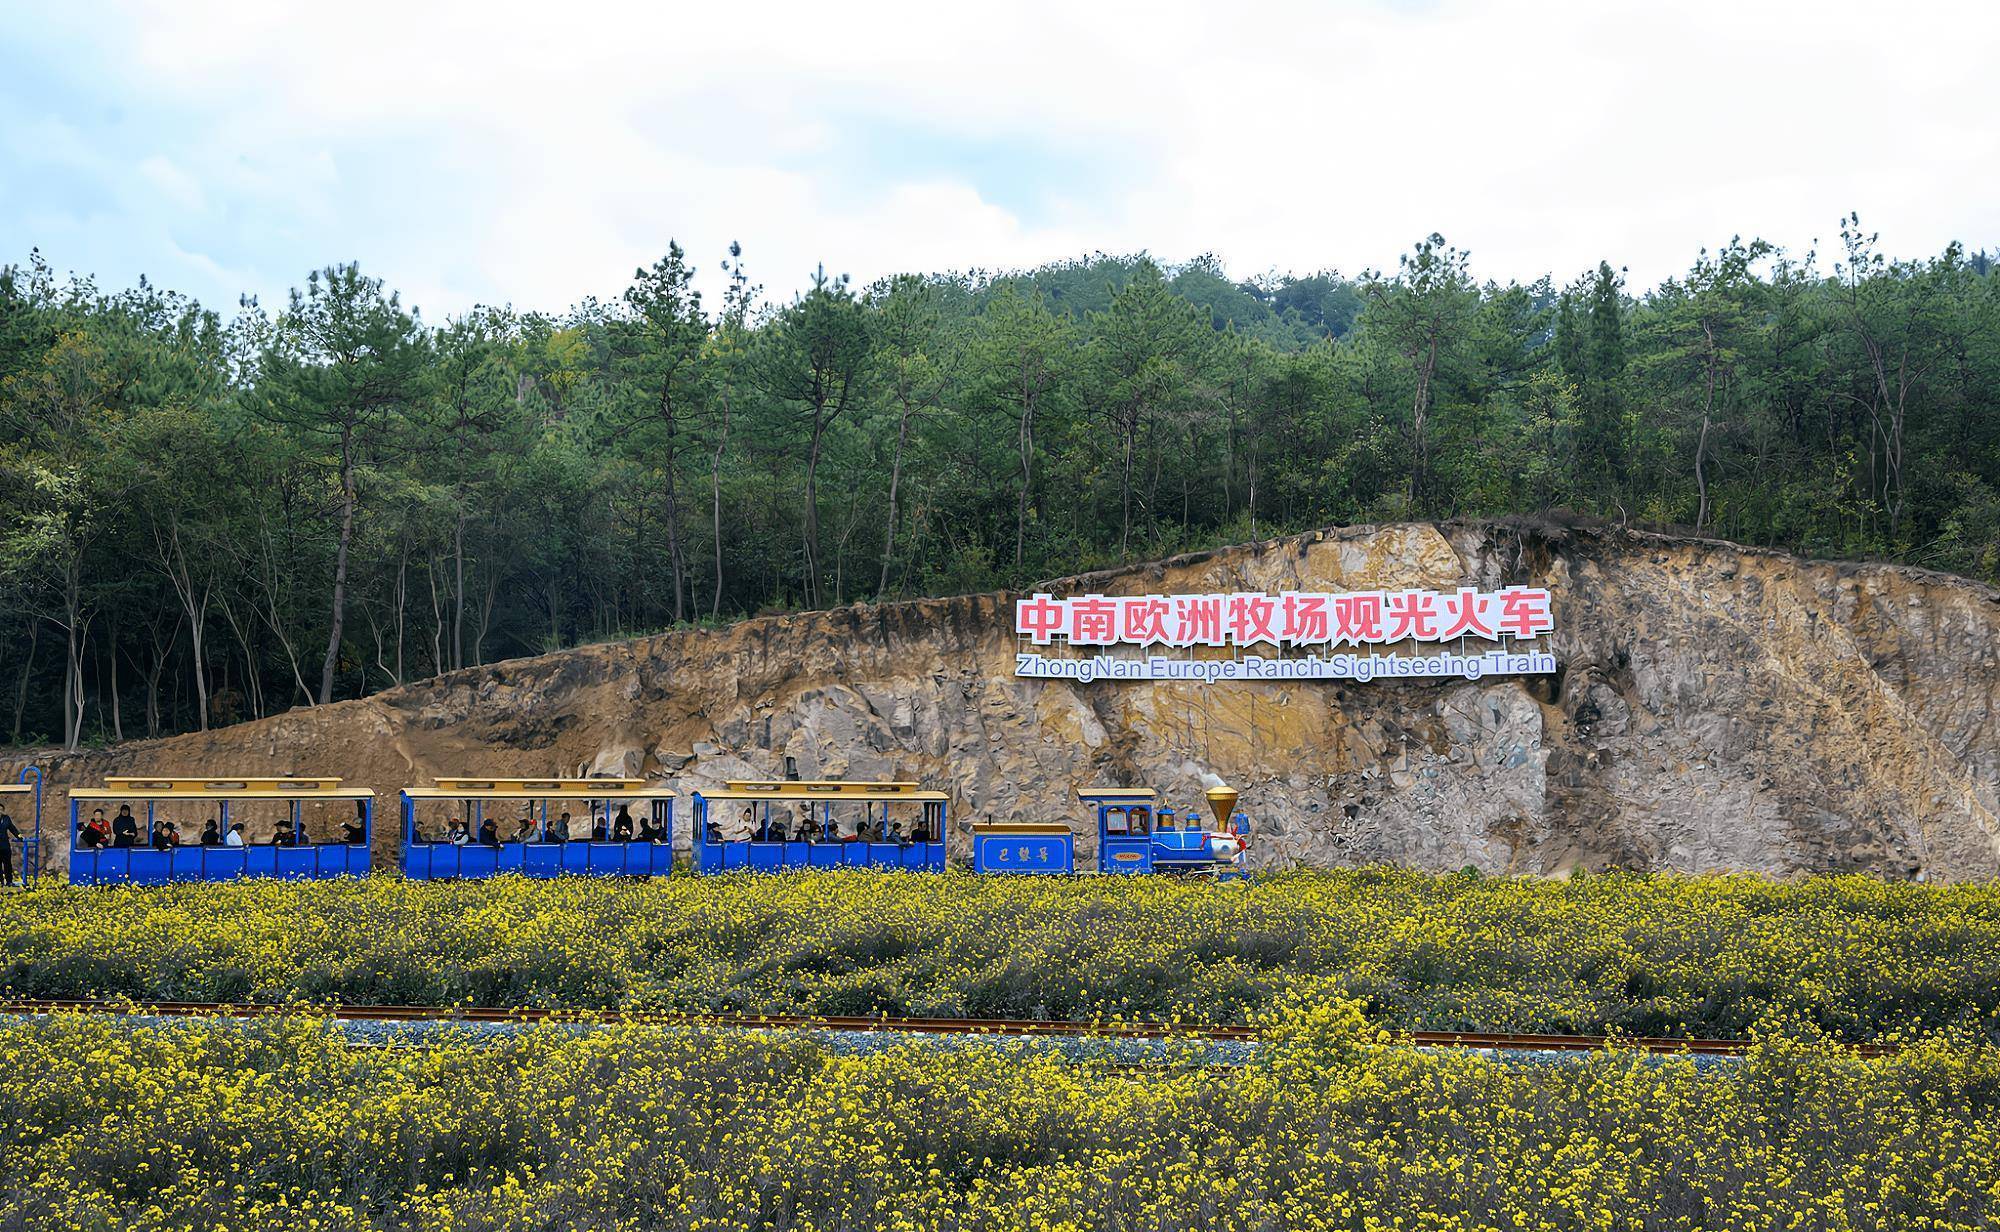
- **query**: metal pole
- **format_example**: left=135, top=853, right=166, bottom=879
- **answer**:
left=19, top=765, right=41, bottom=883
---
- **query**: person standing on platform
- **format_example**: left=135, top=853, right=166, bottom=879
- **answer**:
left=0, top=805, right=20, bottom=886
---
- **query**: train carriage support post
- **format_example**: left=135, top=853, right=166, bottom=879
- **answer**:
left=67, top=776, right=374, bottom=885
left=400, top=777, right=675, bottom=880
left=690, top=780, right=947, bottom=874
left=2, top=767, right=41, bottom=885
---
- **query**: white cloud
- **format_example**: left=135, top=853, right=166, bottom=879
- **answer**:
left=2, top=0, right=1994, bottom=317
left=137, top=155, right=205, bottom=213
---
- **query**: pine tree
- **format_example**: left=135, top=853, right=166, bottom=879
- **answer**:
left=1578, top=261, right=1627, bottom=503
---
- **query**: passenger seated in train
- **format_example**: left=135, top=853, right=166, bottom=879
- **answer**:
left=342, top=818, right=366, bottom=844
left=151, top=822, right=180, bottom=851
left=273, top=824, right=298, bottom=847
left=112, top=805, right=139, bottom=848
left=200, top=819, right=220, bottom=846
left=888, top=821, right=906, bottom=845
left=77, top=810, right=107, bottom=850
left=225, top=823, right=246, bottom=847
left=704, top=818, right=722, bottom=843
left=545, top=811, right=571, bottom=843
left=447, top=817, right=470, bottom=845
left=638, top=811, right=666, bottom=842
left=476, top=816, right=501, bottom=847
left=613, top=806, right=635, bottom=842
left=750, top=814, right=775, bottom=842
left=591, top=811, right=610, bottom=842
left=513, top=815, right=537, bottom=842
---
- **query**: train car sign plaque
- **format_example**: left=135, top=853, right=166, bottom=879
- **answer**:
left=971, top=823, right=1076, bottom=874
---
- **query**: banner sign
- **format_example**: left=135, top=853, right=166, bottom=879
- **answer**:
left=1013, top=586, right=1556, bottom=683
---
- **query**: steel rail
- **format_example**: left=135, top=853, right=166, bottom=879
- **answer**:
left=0, top=998, right=1896, bottom=1056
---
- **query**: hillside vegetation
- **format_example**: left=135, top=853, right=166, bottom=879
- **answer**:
left=5, top=224, right=1999, bottom=750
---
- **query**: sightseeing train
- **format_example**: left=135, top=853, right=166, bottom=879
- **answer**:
left=22, top=766, right=1251, bottom=887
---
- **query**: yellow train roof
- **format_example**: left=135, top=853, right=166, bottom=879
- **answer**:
left=0, top=784, right=32, bottom=795
left=701, top=784, right=947, bottom=803
left=428, top=776, right=650, bottom=793
left=723, top=779, right=926, bottom=795
left=1078, top=788, right=1159, bottom=804
left=401, top=786, right=674, bottom=802
left=103, top=775, right=347, bottom=794
left=71, top=786, right=375, bottom=802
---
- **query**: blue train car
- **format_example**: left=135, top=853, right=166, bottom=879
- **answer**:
left=690, top=780, right=946, bottom=874
left=3, top=768, right=42, bottom=885
left=68, top=775, right=374, bottom=885
left=400, top=776, right=675, bottom=880
left=1081, top=786, right=1250, bottom=877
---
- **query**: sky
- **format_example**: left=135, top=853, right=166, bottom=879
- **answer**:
left=2, top=0, right=1995, bottom=321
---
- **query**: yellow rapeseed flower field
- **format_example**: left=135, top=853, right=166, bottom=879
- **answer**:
left=1, top=1009, right=1996, bottom=1230
left=5, top=869, right=1999, bottom=1040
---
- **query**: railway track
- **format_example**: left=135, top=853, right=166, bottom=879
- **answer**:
left=0, top=998, right=1894, bottom=1057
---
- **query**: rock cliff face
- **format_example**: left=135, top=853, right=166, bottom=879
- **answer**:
left=10, top=521, right=1999, bottom=879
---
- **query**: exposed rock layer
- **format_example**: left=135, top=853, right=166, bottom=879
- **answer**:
left=10, top=521, right=1998, bottom=879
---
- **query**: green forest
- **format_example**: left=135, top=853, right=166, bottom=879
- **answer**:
left=3, top=218, right=1997, bottom=749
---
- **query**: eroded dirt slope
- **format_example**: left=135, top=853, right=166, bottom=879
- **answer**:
left=10, top=520, right=1998, bottom=879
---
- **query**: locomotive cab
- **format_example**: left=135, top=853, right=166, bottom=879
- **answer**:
left=1082, top=785, right=1250, bottom=878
